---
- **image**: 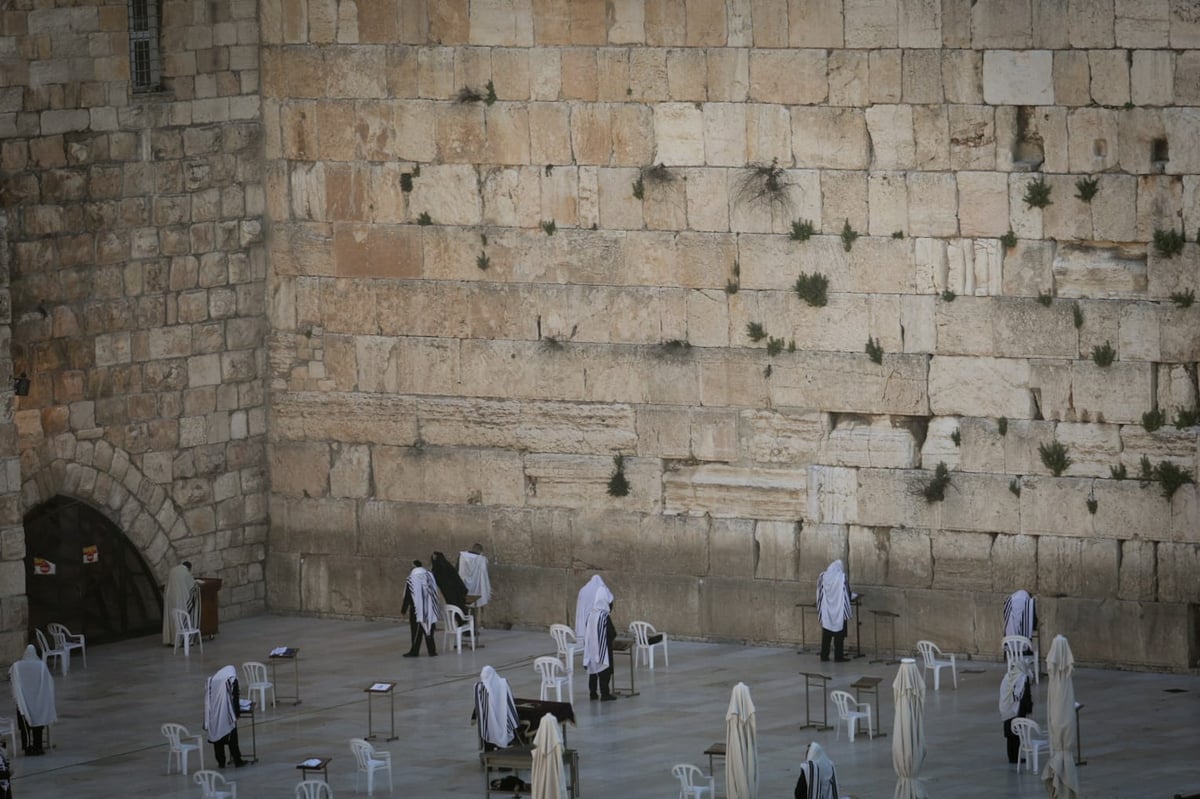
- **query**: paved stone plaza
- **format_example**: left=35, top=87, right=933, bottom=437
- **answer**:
left=12, top=614, right=1199, bottom=798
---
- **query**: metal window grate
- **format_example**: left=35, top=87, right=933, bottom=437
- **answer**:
left=127, top=0, right=161, bottom=93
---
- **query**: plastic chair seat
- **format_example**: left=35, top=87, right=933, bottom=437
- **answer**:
left=172, top=608, right=203, bottom=657
left=916, top=640, right=958, bottom=690
left=242, top=661, right=275, bottom=709
left=534, top=655, right=572, bottom=701
left=194, top=769, right=237, bottom=799
left=442, top=604, right=476, bottom=653
left=162, top=723, right=204, bottom=775
left=1011, top=718, right=1049, bottom=773
left=350, top=737, right=393, bottom=795
left=629, top=621, right=669, bottom=670
left=550, top=623, right=582, bottom=671
left=47, top=623, right=87, bottom=670
left=830, top=690, right=873, bottom=742
left=672, top=763, right=714, bottom=799
left=1003, top=634, right=1039, bottom=683
left=34, top=629, right=68, bottom=676
left=296, top=779, right=334, bottom=799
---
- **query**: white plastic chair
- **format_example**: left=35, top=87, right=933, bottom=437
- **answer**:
left=194, top=769, right=237, bottom=799
left=172, top=607, right=203, bottom=656
left=534, top=655, right=572, bottom=701
left=296, top=779, right=333, bottom=799
left=830, top=689, right=873, bottom=742
left=1003, top=634, right=1038, bottom=683
left=47, top=623, right=86, bottom=670
left=629, top=620, right=669, bottom=670
left=550, top=623, right=582, bottom=671
left=671, top=763, right=714, bottom=799
left=916, top=640, right=958, bottom=690
left=0, top=716, right=17, bottom=756
left=350, top=737, right=393, bottom=795
left=34, top=628, right=68, bottom=675
left=162, top=722, right=204, bottom=775
left=442, top=604, right=476, bottom=653
left=241, top=661, right=275, bottom=709
left=1010, top=717, right=1049, bottom=773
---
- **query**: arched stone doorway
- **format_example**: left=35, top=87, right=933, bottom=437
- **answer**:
left=24, top=496, right=162, bottom=644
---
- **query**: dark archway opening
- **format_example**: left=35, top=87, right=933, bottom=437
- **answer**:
left=24, top=496, right=162, bottom=645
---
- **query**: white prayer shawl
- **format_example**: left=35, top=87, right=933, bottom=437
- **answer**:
left=407, top=566, right=442, bottom=634
left=10, top=645, right=56, bottom=727
left=204, top=665, right=238, bottom=743
left=162, top=563, right=198, bottom=644
left=458, top=551, right=492, bottom=607
left=1003, top=590, right=1035, bottom=638
left=998, top=662, right=1030, bottom=720
left=582, top=591, right=613, bottom=676
left=817, top=560, right=852, bottom=632
left=476, top=666, right=519, bottom=748
left=799, top=742, right=839, bottom=799
left=574, top=575, right=610, bottom=641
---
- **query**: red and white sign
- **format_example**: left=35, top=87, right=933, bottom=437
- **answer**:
left=33, top=557, right=56, bottom=575
left=82, top=545, right=99, bottom=564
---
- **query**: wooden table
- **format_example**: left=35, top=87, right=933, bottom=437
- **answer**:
left=482, top=746, right=579, bottom=799
left=295, top=757, right=331, bottom=781
left=269, top=647, right=302, bottom=705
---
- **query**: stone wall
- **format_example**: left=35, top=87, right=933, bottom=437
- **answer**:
left=262, top=0, right=1200, bottom=670
left=0, top=213, right=26, bottom=659
left=0, top=0, right=268, bottom=661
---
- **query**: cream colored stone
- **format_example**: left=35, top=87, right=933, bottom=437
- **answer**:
left=703, top=103, right=748, bottom=166
left=1001, top=240, right=1055, bottom=297
left=1116, top=0, right=1170, bottom=47
left=929, top=356, right=1034, bottom=418
left=1090, top=174, right=1139, bottom=242
left=866, top=105, right=914, bottom=170
left=767, top=352, right=930, bottom=416
left=666, top=48, right=708, bottom=102
left=1069, top=0, right=1117, bottom=47
left=902, top=49, right=943, bottom=103
left=907, top=173, right=957, bottom=237
left=956, top=171, right=1009, bottom=238
left=789, top=0, right=845, bottom=46
left=828, top=50, right=868, bottom=106
left=1171, top=0, right=1200, bottom=47
left=741, top=409, right=828, bottom=465
left=663, top=463, right=806, bottom=520
left=983, top=50, right=1053, bottom=105
left=1089, top=49, right=1130, bottom=106
left=948, top=106, right=995, bottom=171
left=407, top=164, right=481, bottom=225
left=373, top=446, right=525, bottom=506
left=748, top=49, right=828, bottom=105
left=1030, top=360, right=1153, bottom=424
left=897, top=0, right=941, bottom=46
left=1163, top=108, right=1200, bottom=175
left=1053, top=50, right=1092, bottom=107
left=913, top=105, right=950, bottom=170
left=807, top=465, right=857, bottom=524
left=1052, top=243, right=1147, bottom=299
left=819, top=416, right=920, bottom=468
left=684, top=169, right=731, bottom=232
left=1008, top=174, right=1045, bottom=240
left=654, top=103, right=705, bottom=166
left=1042, top=175, right=1093, bottom=242
left=480, top=166, right=541, bottom=228
left=1135, top=175, right=1184, bottom=240
left=868, top=49, right=902, bottom=104
left=1067, top=107, right=1120, bottom=174
left=745, top=104, right=792, bottom=164
left=868, top=171, right=908, bottom=236
left=1131, top=50, right=1175, bottom=106
left=845, top=0, right=898, bottom=47
left=707, top=48, right=750, bottom=101
left=524, top=454, right=661, bottom=512
left=941, top=51, right=982, bottom=104
left=792, top=108, right=872, bottom=171
left=971, top=0, right=1032, bottom=47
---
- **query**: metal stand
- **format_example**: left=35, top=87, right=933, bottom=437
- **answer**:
left=366, top=682, right=398, bottom=741
left=869, top=610, right=900, bottom=664
left=1075, top=702, right=1087, bottom=766
left=850, top=676, right=886, bottom=738
left=797, top=671, right=831, bottom=730
left=240, top=701, right=258, bottom=763
left=611, top=638, right=638, bottom=697
left=849, top=595, right=865, bottom=658
left=269, top=648, right=302, bottom=705
left=795, top=603, right=818, bottom=653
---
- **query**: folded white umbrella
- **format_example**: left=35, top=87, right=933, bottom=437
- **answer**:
left=1042, top=635, right=1081, bottom=799
left=893, top=657, right=929, bottom=799
left=726, top=682, right=758, bottom=799
left=530, top=712, right=566, bottom=799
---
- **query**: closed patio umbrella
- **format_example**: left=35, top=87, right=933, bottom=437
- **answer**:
left=893, top=657, right=929, bottom=799
left=1042, top=635, right=1081, bottom=799
left=530, top=712, right=566, bottom=799
left=725, top=682, right=758, bottom=799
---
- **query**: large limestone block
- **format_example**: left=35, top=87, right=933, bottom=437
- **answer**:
left=929, top=356, right=1035, bottom=418
left=1008, top=174, right=1044, bottom=240
left=579, top=513, right=714, bottom=579
left=268, top=441, right=330, bottom=497
left=752, top=520, right=802, bottom=581
left=902, top=49, right=943, bottom=103
left=654, top=103, right=705, bottom=166
left=524, top=454, right=661, bottom=513
left=1159, top=541, right=1200, bottom=602
left=1067, top=107, right=1120, bottom=174
left=697, top=351, right=771, bottom=408
left=272, top=392, right=419, bottom=445
left=971, top=0, right=1032, bottom=47
left=740, top=409, right=828, bottom=465
left=372, top=446, right=525, bottom=506
left=1164, top=109, right=1200, bottom=175
left=1001, top=240, right=1056, bottom=298
left=1159, top=305, right=1200, bottom=361
left=1041, top=175, right=1093, bottom=241
left=406, top=164, right=481, bottom=225
left=1030, top=360, right=1153, bottom=424
left=706, top=48, right=750, bottom=101
left=1171, top=0, right=1200, bottom=46
left=748, top=50, right=828, bottom=105
left=1136, top=175, right=1184, bottom=241
left=790, top=108, right=870, bottom=170
left=931, top=530, right=995, bottom=590
left=1118, top=538, right=1157, bottom=601
left=683, top=169, right=731, bottom=232
left=686, top=289, right=732, bottom=347
left=1051, top=243, right=1147, bottom=299
left=919, top=415, right=962, bottom=469
left=270, top=496, right=357, bottom=554
left=877, top=527, right=933, bottom=588
left=868, top=172, right=908, bottom=236
left=415, top=397, right=637, bottom=454
left=637, top=404, right=738, bottom=461
left=789, top=0, right=845, bottom=46
left=912, top=105, right=951, bottom=170
left=667, top=49, right=707, bottom=102
left=956, top=172, right=1009, bottom=238
left=767, top=352, right=930, bottom=416
left=1020, top=476, right=1174, bottom=541
left=1115, top=301, right=1162, bottom=361
left=983, top=51, right=1053, bottom=105
left=1036, top=534, right=1120, bottom=600
left=1116, top=0, right=1170, bottom=47
left=597, top=167, right=643, bottom=230
left=820, top=172, right=869, bottom=235
left=1089, top=174, right=1138, bottom=242
left=1131, top=50, right=1175, bottom=106
left=798, top=522, right=849, bottom=580
left=481, top=166, right=542, bottom=228
left=729, top=168, right=820, bottom=235
left=1159, top=363, right=1200, bottom=417
left=828, top=50, right=868, bottom=106
left=358, top=500, right=492, bottom=561
left=355, top=336, right=460, bottom=396
left=699, top=577, right=792, bottom=642
left=935, top=296, right=1078, bottom=358
left=898, top=0, right=941, bottom=46
left=866, top=105, right=915, bottom=170
left=663, top=463, right=806, bottom=520
left=703, top=103, right=748, bottom=166
left=1069, top=0, right=1117, bottom=47
left=820, top=416, right=921, bottom=469
left=1053, top=50, right=1091, bottom=107
left=1117, top=108, right=1167, bottom=175
left=907, top=173, right=957, bottom=237
left=844, top=0, right=898, bottom=47
left=1048, top=598, right=1188, bottom=669
left=948, top=106, right=995, bottom=171
left=807, top=465, right=857, bottom=524
left=1053, top=421, right=1123, bottom=477
left=989, top=532, right=1038, bottom=592
left=868, top=49, right=902, bottom=103
left=1118, top=425, right=1199, bottom=476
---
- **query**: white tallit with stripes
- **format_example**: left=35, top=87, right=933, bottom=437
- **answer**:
left=407, top=566, right=441, bottom=634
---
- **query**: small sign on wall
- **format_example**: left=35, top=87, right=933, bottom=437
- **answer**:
left=83, top=545, right=99, bottom=564
left=33, top=558, right=56, bottom=575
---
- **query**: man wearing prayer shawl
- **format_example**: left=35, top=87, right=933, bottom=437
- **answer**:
left=402, top=560, right=441, bottom=657
left=794, top=741, right=839, bottom=799
left=431, top=551, right=469, bottom=611
left=10, top=645, right=56, bottom=756
left=582, top=589, right=617, bottom=701
left=999, top=659, right=1034, bottom=763
left=204, top=665, right=247, bottom=768
left=475, top=666, right=520, bottom=751
left=573, top=575, right=610, bottom=641
left=816, top=560, right=853, bottom=662
left=161, top=561, right=198, bottom=645
left=1003, top=589, right=1037, bottom=646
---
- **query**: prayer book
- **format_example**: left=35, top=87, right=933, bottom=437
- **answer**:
left=239, top=700, right=252, bottom=712
left=269, top=646, right=297, bottom=657
left=369, top=682, right=392, bottom=692
left=300, top=758, right=323, bottom=768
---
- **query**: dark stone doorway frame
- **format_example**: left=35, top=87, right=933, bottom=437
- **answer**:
left=24, top=496, right=162, bottom=645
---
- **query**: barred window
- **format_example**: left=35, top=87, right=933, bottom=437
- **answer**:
left=127, top=0, right=161, bottom=93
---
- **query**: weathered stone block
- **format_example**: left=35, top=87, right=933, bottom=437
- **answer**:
left=828, top=50, right=868, bottom=106
left=1067, top=107, right=1120, bottom=174
left=654, top=102, right=705, bottom=165
left=663, top=463, right=806, bottom=520
left=820, top=417, right=920, bottom=469
left=748, top=49, right=828, bottom=105
left=844, top=0, right=898, bottom=47
left=983, top=50, right=1053, bottom=105
left=868, top=171, right=908, bottom=236
left=1036, top=534, right=1119, bottom=599
left=971, top=0, right=1032, bottom=48
left=1159, top=541, right=1200, bottom=603
left=956, top=171, right=1009, bottom=238
left=764, top=351, right=930, bottom=416
left=931, top=530, right=995, bottom=590
left=1131, top=49, right=1175, bottom=106
left=790, top=108, right=869, bottom=170
left=703, top=103, right=748, bottom=166
left=929, top=356, right=1034, bottom=418
left=907, top=172, right=957, bottom=236
left=1052, top=243, right=1147, bottom=299
left=807, top=465, right=857, bottom=524
left=524, top=454, right=661, bottom=513
left=868, top=49, right=902, bottom=103
left=866, top=105, right=914, bottom=170
left=372, top=446, right=525, bottom=506
left=1116, top=0, right=1170, bottom=47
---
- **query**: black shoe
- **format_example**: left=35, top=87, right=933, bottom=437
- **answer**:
left=234, top=760, right=249, bottom=768
left=403, top=652, right=418, bottom=658
left=216, top=762, right=226, bottom=769
left=600, top=694, right=617, bottom=701
left=429, top=651, right=438, bottom=657
left=819, top=656, right=830, bottom=662
left=589, top=694, right=599, bottom=701
left=834, top=657, right=851, bottom=662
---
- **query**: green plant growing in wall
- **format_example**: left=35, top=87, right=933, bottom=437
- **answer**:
left=417, top=212, right=433, bottom=225
left=790, top=219, right=815, bottom=241
left=1110, top=463, right=1127, bottom=480
left=1039, top=439, right=1072, bottom=476
left=766, top=337, right=785, bottom=356
left=1074, top=177, right=1099, bottom=203
left=734, top=159, right=790, bottom=213
left=892, top=230, right=905, bottom=239
left=541, top=219, right=556, bottom=236
left=607, top=455, right=630, bottom=497
left=1138, top=455, right=1154, bottom=487
left=456, top=86, right=486, bottom=103
left=1023, top=177, right=1053, bottom=208
left=1141, top=408, right=1164, bottom=432
left=950, top=428, right=961, bottom=447
left=746, top=322, right=767, bottom=342
left=1175, top=407, right=1199, bottom=429
left=1072, top=303, right=1084, bottom=329
left=793, top=272, right=829, bottom=307
left=632, top=176, right=644, bottom=200
left=1153, top=228, right=1185, bottom=258
left=763, top=364, right=773, bottom=378
left=1170, top=289, right=1195, bottom=308
left=941, top=289, right=957, bottom=302
left=725, top=260, right=740, bottom=295
left=1086, top=495, right=1098, bottom=514
left=921, top=462, right=952, bottom=503
left=1091, top=341, right=1115, bottom=367
left=998, top=417, right=1008, bottom=436
left=840, top=219, right=859, bottom=252
left=1037, top=291, right=1053, bottom=306
left=656, top=339, right=692, bottom=358
left=1154, top=460, right=1195, bottom=500
left=865, top=336, right=883, bottom=364
left=400, top=171, right=416, bottom=193
left=476, top=252, right=490, bottom=271
left=1009, top=478, right=1021, bottom=497
left=480, top=232, right=488, bottom=246
left=484, top=80, right=497, bottom=105
left=788, top=339, right=796, bottom=352
left=1001, top=230, right=1017, bottom=249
